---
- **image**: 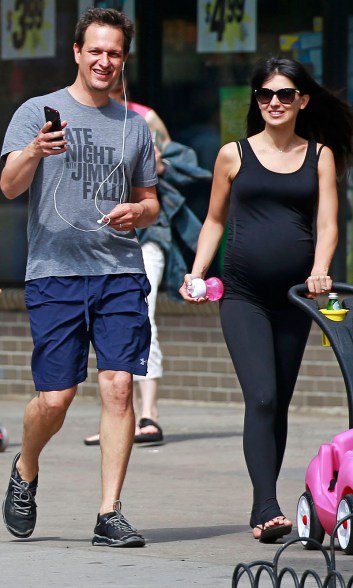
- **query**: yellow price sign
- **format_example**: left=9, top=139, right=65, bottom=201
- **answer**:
left=1, top=0, right=55, bottom=60
left=197, top=0, right=256, bottom=53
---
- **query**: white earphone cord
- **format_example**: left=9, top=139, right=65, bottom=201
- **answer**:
left=53, top=70, right=128, bottom=232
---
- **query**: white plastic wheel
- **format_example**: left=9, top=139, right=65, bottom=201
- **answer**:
left=297, top=491, right=325, bottom=549
left=337, top=494, right=353, bottom=554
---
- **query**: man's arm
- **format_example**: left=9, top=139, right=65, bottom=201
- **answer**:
left=1, top=149, right=42, bottom=199
left=132, top=185, right=160, bottom=227
left=1, top=121, right=67, bottom=199
left=105, top=185, right=160, bottom=231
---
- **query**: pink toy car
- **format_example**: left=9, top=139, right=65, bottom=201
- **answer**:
left=288, top=283, right=353, bottom=554
left=296, top=428, right=353, bottom=553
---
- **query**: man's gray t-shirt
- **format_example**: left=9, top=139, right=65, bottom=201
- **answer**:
left=1, top=88, right=158, bottom=281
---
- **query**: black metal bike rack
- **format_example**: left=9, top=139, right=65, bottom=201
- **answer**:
left=232, top=516, right=353, bottom=587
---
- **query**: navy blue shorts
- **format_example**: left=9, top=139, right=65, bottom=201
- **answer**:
left=25, top=275, right=151, bottom=391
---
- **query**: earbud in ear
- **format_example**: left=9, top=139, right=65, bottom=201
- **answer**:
left=122, top=62, right=125, bottom=71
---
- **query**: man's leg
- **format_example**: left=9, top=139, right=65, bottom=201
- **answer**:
left=98, top=370, right=134, bottom=514
left=3, top=387, right=76, bottom=538
left=91, top=274, right=150, bottom=547
left=92, top=369, right=145, bottom=547
left=18, top=387, right=77, bottom=480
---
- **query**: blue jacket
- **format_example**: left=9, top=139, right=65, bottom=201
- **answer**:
left=137, top=142, right=212, bottom=301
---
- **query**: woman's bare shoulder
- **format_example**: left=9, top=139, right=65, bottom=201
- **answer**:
left=215, top=141, right=242, bottom=180
left=219, top=141, right=240, bottom=157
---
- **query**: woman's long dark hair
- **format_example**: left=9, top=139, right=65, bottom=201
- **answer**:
left=246, top=57, right=353, bottom=176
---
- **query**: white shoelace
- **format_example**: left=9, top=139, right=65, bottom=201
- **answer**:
left=11, top=477, right=36, bottom=516
left=107, top=509, right=137, bottom=533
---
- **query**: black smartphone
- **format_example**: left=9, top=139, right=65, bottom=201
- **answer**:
left=44, top=106, right=62, bottom=132
left=44, top=106, right=62, bottom=149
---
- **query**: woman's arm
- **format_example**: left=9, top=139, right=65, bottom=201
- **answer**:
left=179, top=141, right=240, bottom=302
left=306, top=146, right=338, bottom=296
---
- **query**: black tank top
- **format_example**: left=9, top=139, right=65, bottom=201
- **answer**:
left=223, top=139, right=320, bottom=306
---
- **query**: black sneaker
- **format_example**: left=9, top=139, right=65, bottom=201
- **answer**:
left=92, top=501, right=145, bottom=547
left=2, top=453, right=38, bottom=538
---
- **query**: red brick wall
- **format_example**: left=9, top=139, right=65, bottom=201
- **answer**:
left=0, top=291, right=347, bottom=411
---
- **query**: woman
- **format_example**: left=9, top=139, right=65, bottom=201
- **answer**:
left=179, top=57, right=353, bottom=543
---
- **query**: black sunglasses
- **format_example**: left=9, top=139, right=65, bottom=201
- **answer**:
left=255, top=88, right=301, bottom=105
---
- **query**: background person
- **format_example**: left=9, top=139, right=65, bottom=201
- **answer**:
left=1, top=8, right=159, bottom=548
left=85, top=79, right=211, bottom=446
left=180, top=57, right=353, bottom=543
left=84, top=79, right=170, bottom=445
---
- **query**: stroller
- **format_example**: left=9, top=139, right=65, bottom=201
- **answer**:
left=288, top=283, right=353, bottom=554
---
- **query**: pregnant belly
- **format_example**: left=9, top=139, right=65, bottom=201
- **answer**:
left=224, top=229, right=314, bottom=294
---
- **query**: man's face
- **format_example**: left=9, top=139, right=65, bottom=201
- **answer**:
left=73, top=23, right=126, bottom=95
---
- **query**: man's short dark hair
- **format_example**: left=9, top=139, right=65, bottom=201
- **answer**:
left=75, top=8, right=134, bottom=56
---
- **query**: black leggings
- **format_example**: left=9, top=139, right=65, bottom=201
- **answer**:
left=220, top=298, right=311, bottom=526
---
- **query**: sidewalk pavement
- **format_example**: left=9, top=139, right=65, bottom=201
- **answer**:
left=1, top=397, right=353, bottom=588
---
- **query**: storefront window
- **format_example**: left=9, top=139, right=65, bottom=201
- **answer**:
left=0, top=1, right=78, bottom=285
left=0, top=0, right=352, bottom=285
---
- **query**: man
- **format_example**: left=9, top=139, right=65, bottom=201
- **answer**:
left=0, top=8, right=159, bottom=548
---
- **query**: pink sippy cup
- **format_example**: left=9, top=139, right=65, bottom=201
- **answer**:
left=188, top=277, right=224, bottom=301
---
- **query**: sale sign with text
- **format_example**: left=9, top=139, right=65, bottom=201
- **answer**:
left=197, top=0, right=256, bottom=53
left=1, top=0, right=56, bottom=60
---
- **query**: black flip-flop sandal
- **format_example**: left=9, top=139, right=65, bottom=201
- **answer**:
left=259, top=521, right=292, bottom=543
left=134, top=418, right=164, bottom=444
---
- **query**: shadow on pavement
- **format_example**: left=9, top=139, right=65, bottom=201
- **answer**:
left=144, top=524, right=243, bottom=543
left=149, top=431, right=241, bottom=445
